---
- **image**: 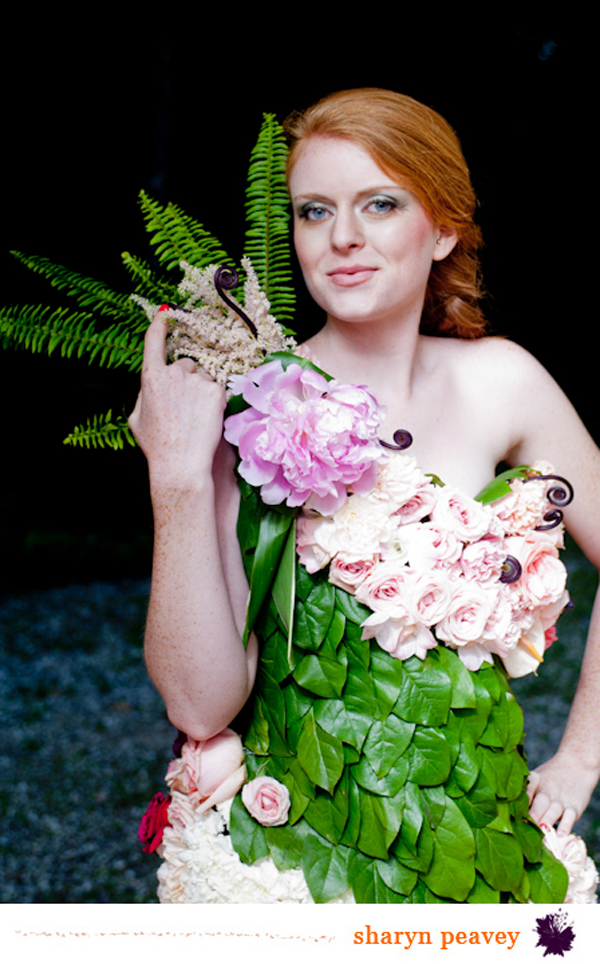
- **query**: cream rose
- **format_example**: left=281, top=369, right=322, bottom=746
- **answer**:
left=435, top=583, right=496, bottom=649
left=430, top=487, right=492, bottom=543
left=367, top=452, right=424, bottom=509
left=242, top=776, right=291, bottom=827
left=166, top=729, right=246, bottom=814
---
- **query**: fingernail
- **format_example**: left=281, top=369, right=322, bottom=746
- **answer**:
left=539, top=823, right=549, bottom=831
left=158, top=304, right=170, bottom=312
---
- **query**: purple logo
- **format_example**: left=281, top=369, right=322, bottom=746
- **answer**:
left=534, top=910, right=575, bottom=957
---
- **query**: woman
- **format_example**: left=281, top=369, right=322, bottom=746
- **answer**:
left=131, top=89, right=600, bottom=902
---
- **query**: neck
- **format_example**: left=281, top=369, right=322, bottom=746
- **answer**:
left=308, top=313, right=423, bottom=399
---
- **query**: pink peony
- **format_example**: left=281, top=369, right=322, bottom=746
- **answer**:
left=224, top=361, right=387, bottom=514
left=242, top=776, right=290, bottom=827
left=165, top=728, right=246, bottom=814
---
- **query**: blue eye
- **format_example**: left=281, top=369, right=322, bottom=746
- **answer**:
left=366, top=196, right=397, bottom=215
left=299, top=203, right=331, bottom=222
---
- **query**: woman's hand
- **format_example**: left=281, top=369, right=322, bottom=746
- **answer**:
left=129, top=307, right=226, bottom=490
left=527, top=752, right=600, bottom=835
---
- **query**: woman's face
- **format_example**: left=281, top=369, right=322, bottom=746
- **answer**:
left=289, top=136, right=456, bottom=329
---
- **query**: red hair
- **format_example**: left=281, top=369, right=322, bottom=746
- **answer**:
left=284, top=88, right=486, bottom=338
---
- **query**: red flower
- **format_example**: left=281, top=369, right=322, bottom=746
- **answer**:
left=138, top=792, right=171, bottom=853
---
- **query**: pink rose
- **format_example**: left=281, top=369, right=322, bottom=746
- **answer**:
left=355, top=559, right=412, bottom=618
left=392, top=483, right=437, bottom=525
left=506, top=534, right=567, bottom=610
left=138, top=792, right=171, bottom=853
left=362, top=609, right=437, bottom=661
left=406, top=569, right=452, bottom=627
left=328, top=552, right=377, bottom=592
left=430, top=487, right=492, bottom=543
left=403, top=522, right=462, bottom=572
left=165, top=728, right=246, bottom=813
left=435, top=583, right=496, bottom=649
left=241, top=776, right=290, bottom=827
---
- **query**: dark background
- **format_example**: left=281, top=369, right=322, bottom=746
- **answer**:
left=2, top=15, right=589, bottom=592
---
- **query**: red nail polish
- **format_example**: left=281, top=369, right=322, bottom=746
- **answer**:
left=159, top=304, right=170, bottom=312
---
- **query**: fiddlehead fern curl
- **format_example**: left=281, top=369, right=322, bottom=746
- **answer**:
left=522, top=474, right=574, bottom=531
left=380, top=430, right=414, bottom=451
left=214, top=267, right=258, bottom=338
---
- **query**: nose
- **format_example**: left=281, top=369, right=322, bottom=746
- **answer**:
left=330, top=206, right=365, bottom=252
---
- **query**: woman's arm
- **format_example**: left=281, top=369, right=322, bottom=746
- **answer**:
left=498, top=340, right=600, bottom=833
left=129, top=310, right=257, bottom=741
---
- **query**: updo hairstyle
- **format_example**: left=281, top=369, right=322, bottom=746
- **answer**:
left=284, top=88, right=486, bottom=338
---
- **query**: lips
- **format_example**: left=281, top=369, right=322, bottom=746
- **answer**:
left=326, top=265, right=378, bottom=287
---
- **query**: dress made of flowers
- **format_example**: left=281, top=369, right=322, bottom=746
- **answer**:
left=151, top=358, right=597, bottom=904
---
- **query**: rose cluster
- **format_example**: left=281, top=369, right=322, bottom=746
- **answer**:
left=297, top=455, right=569, bottom=676
left=224, top=360, right=387, bottom=515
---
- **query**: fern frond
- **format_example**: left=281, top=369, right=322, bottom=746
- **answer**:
left=243, top=114, right=295, bottom=325
left=63, top=410, right=136, bottom=450
left=120, top=250, right=179, bottom=302
left=0, top=304, right=145, bottom=371
left=139, top=190, right=232, bottom=272
left=11, top=251, right=137, bottom=320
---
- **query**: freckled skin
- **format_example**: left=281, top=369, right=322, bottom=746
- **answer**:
left=131, top=141, right=600, bottom=833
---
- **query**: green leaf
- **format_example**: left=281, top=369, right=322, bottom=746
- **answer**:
left=422, top=798, right=475, bottom=901
left=242, top=114, right=295, bottom=325
left=474, top=465, right=529, bottom=504
left=301, top=835, right=350, bottom=903
left=297, top=708, right=344, bottom=793
left=394, top=657, right=452, bottom=726
left=479, top=692, right=523, bottom=752
left=431, top=646, right=477, bottom=708
left=353, top=753, right=410, bottom=797
left=228, top=794, right=269, bottom=865
left=293, top=652, right=347, bottom=698
left=513, top=819, right=543, bottom=864
left=243, top=698, right=270, bottom=755
left=421, top=786, right=447, bottom=830
left=304, top=771, right=350, bottom=845
left=313, top=698, right=371, bottom=751
left=334, top=586, right=372, bottom=625
left=294, top=579, right=336, bottom=650
left=393, top=814, right=434, bottom=873
left=376, top=856, right=418, bottom=898
left=475, top=827, right=524, bottom=893
left=453, top=770, right=499, bottom=829
left=271, top=517, right=296, bottom=661
left=527, top=843, right=568, bottom=903
left=361, top=716, right=415, bottom=778
left=63, top=409, right=136, bottom=450
left=139, top=189, right=231, bottom=271
left=407, top=727, right=452, bottom=786
left=348, top=852, right=408, bottom=903
left=467, top=873, right=501, bottom=903
left=445, top=740, right=481, bottom=796
left=356, top=787, right=405, bottom=858
left=244, top=509, right=295, bottom=645
left=266, top=819, right=311, bottom=871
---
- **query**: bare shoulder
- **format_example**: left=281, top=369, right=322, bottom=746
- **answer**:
left=426, top=335, right=551, bottom=385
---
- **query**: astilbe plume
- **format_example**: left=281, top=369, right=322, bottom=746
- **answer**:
left=131, top=257, right=296, bottom=395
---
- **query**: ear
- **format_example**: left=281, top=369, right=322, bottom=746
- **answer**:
left=432, top=227, right=458, bottom=262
